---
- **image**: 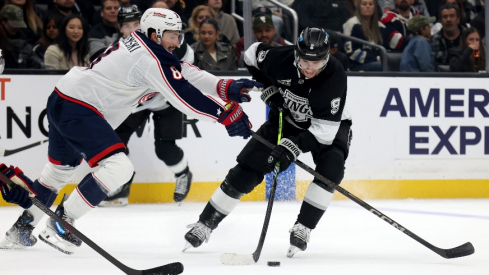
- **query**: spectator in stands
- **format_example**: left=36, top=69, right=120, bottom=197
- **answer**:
left=400, top=15, right=435, bottom=72
left=44, top=14, right=89, bottom=69
left=431, top=4, right=465, bottom=67
left=471, top=0, right=485, bottom=38
left=235, top=7, right=285, bottom=64
left=3, top=0, right=43, bottom=45
left=0, top=4, right=42, bottom=68
left=379, top=0, right=429, bottom=16
left=119, top=0, right=132, bottom=8
left=50, top=0, right=95, bottom=26
left=431, top=0, right=475, bottom=35
left=252, top=0, right=284, bottom=36
left=157, top=0, right=187, bottom=26
left=328, top=31, right=350, bottom=71
left=291, top=0, right=351, bottom=32
left=184, top=5, right=216, bottom=45
left=205, top=0, right=239, bottom=46
left=33, top=13, right=62, bottom=66
left=191, top=18, right=236, bottom=71
left=342, top=0, right=385, bottom=71
left=88, top=0, right=119, bottom=61
left=151, top=0, right=169, bottom=9
left=380, top=0, right=416, bottom=49
left=449, top=27, right=486, bottom=72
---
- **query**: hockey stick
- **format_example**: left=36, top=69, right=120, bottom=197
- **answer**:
left=0, top=173, right=184, bottom=275
left=220, top=110, right=284, bottom=266
left=249, top=131, right=475, bottom=259
left=0, top=139, right=49, bottom=157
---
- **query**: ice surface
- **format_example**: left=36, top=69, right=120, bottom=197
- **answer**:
left=0, top=199, right=487, bottom=275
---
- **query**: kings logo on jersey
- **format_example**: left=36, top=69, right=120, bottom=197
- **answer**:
left=280, top=88, right=313, bottom=122
left=257, top=50, right=269, bottom=63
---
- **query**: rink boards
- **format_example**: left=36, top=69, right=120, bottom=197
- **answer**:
left=0, top=73, right=488, bottom=205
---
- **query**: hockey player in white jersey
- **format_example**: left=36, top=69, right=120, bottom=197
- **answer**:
left=0, top=8, right=262, bottom=254
left=99, top=5, right=199, bottom=206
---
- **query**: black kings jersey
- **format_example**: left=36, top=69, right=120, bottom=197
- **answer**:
left=244, top=43, right=351, bottom=149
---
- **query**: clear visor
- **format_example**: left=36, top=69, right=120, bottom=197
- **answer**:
left=161, top=31, right=185, bottom=47
left=120, top=21, right=140, bottom=33
left=120, top=21, right=140, bottom=37
left=298, top=58, right=327, bottom=71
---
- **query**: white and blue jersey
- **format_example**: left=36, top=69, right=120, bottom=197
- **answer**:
left=55, top=30, right=226, bottom=129
left=48, top=30, right=228, bottom=167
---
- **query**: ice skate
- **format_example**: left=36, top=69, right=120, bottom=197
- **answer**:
left=98, top=182, right=132, bottom=207
left=183, top=221, right=211, bottom=252
left=287, top=223, right=311, bottom=258
left=39, top=194, right=82, bottom=255
left=174, top=171, right=192, bottom=204
left=0, top=210, right=37, bottom=249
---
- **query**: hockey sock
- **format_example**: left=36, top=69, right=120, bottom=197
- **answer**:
left=167, top=154, right=189, bottom=177
left=296, top=182, right=334, bottom=229
left=26, top=179, right=58, bottom=226
left=64, top=173, right=108, bottom=220
left=201, top=179, right=244, bottom=229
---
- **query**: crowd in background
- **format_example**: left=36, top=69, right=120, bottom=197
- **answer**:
left=0, top=0, right=487, bottom=72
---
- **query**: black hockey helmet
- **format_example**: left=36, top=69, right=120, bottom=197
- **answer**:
left=295, top=27, right=330, bottom=61
left=118, top=5, right=141, bottom=25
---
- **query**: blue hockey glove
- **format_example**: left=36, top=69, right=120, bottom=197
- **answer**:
left=217, top=78, right=263, bottom=103
left=0, top=164, right=36, bottom=209
left=218, top=102, right=252, bottom=139
left=1, top=185, right=32, bottom=209
left=266, top=138, right=301, bottom=172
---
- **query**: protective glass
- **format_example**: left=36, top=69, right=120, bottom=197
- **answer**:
left=0, top=49, right=4, bottom=74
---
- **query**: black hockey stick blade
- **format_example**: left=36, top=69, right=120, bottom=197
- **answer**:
left=140, top=262, right=184, bottom=275
left=0, top=173, right=184, bottom=275
left=249, top=131, right=475, bottom=259
left=0, top=139, right=49, bottom=157
left=437, top=242, right=474, bottom=259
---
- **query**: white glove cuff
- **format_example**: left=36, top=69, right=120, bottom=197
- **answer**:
left=279, top=138, right=301, bottom=161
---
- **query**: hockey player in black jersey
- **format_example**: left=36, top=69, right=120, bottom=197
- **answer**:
left=184, top=27, right=353, bottom=258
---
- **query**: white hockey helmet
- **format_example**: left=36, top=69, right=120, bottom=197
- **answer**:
left=140, top=8, right=184, bottom=46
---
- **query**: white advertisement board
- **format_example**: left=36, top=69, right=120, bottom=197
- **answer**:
left=1, top=74, right=488, bottom=184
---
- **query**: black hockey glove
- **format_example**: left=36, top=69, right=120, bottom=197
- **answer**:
left=260, top=86, right=286, bottom=111
left=218, top=102, right=252, bottom=139
left=217, top=78, right=263, bottom=103
left=266, top=137, right=301, bottom=173
left=0, top=164, right=36, bottom=209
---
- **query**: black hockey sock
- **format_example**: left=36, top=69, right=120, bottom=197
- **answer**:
left=296, top=201, right=326, bottom=230
left=175, top=166, right=189, bottom=178
left=199, top=202, right=227, bottom=230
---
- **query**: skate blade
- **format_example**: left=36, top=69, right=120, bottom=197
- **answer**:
left=39, top=228, right=76, bottom=255
left=0, top=237, right=30, bottom=249
left=182, top=241, right=193, bottom=252
left=98, top=198, right=128, bottom=207
left=287, top=245, right=301, bottom=258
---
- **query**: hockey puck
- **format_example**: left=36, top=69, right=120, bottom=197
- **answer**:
left=267, top=261, right=280, bottom=267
